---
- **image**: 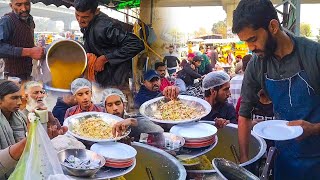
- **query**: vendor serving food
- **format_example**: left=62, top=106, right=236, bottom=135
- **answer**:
left=134, top=70, right=180, bottom=108
left=0, top=80, right=67, bottom=179
left=233, top=0, right=320, bottom=179
left=102, top=88, right=163, bottom=140
left=65, top=78, right=135, bottom=139
left=64, top=78, right=104, bottom=118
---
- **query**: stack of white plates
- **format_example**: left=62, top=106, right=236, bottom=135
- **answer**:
left=170, top=122, right=217, bottom=148
left=91, top=142, right=137, bottom=168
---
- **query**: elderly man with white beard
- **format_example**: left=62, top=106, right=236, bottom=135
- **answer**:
left=22, top=81, right=61, bottom=128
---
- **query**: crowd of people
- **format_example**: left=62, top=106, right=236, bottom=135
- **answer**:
left=1, top=0, right=320, bottom=179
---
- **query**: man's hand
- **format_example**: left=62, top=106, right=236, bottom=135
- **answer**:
left=214, top=118, right=230, bottom=129
left=48, top=125, right=68, bottom=139
left=287, top=120, right=319, bottom=140
left=94, top=55, right=108, bottom=72
left=27, top=47, right=45, bottom=60
left=163, top=86, right=180, bottom=100
left=112, top=118, right=137, bottom=137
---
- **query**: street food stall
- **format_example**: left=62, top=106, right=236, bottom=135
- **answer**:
left=5, top=1, right=269, bottom=179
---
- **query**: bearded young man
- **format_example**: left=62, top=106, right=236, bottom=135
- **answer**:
left=102, top=88, right=163, bottom=139
left=233, top=0, right=320, bottom=179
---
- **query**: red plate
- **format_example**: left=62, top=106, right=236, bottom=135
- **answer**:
left=184, top=135, right=215, bottom=142
left=185, top=136, right=216, bottom=144
left=184, top=137, right=215, bottom=148
left=105, top=158, right=134, bottom=168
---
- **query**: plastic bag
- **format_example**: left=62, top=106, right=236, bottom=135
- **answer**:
left=8, top=116, right=71, bottom=180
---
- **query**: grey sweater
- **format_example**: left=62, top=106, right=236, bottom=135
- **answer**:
left=239, top=33, right=320, bottom=118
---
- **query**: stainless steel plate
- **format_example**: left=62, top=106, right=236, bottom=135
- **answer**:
left=139, top=95, right=211, bottom=124
left=63, top=112, right=130, bottom=143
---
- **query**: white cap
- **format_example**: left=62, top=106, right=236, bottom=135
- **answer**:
left=101, top=88, right=127, bottom=107
left=70, top=78, right=92, bottom=95
left=202, top=71, right=230, bottom=90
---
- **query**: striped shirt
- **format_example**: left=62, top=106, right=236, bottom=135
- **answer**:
left=229, top=74, right=244, bottom=107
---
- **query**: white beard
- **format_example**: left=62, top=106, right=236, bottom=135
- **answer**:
left=26, top=98, right=47, bottom=112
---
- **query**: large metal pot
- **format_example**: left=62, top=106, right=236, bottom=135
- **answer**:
left=45, top=40, right=87, bottom=90
left=124, top=142, right=187, bottom=180
left=187, top=121, right=267, bottom=180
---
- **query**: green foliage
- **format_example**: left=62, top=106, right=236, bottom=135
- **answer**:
left=211, top=19, right=227, bottom=38
left=300, top=23, right=312, bottom=37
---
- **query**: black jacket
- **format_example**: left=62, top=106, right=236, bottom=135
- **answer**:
left=81, top=13, right=145, bottom=87
left=177, top=63, right=202, bottom=86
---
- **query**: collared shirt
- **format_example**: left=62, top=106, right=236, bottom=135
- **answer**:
left=229, top=74, right=244, bottom=107
left=64, top=103, right=105, bottom=119
left=201, top=101, right=237, bottom=124
left=0, top=14, right=34, bottom=58
left=240, top=33, right=320, bottom=118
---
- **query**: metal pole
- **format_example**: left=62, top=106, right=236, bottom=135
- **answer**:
left=295, top=0, right=301, bottom=36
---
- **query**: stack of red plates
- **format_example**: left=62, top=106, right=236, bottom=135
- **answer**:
left=170, top=122, right=218, bottom=149
left=184, top=135, right=216, bottom=148
left=104, top=157, right=135, bottom=168
left=90, top=142, right=137, bottom=168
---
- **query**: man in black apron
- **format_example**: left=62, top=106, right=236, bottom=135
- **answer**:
left=232, top=0, right=320, bottom=179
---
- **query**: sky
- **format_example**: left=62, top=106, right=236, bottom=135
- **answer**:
left=58, top=3, right=320, bottom=37
left=164, top=4, right=320, bottom=36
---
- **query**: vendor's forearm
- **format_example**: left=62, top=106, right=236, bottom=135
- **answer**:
left=238, top=116, right=252, bottom=161
left=9, top=138, right=27, bottom=161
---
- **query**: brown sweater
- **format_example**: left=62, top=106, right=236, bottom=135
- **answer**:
left=4, top=12, right=34, bottom=77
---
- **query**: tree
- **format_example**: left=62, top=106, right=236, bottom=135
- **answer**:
left=300, top=23, right=312, bottom=37
left=317, top=29, right=320, bottom=43
left=211, top=19, right=227, bottom=38
left=193, top=27, right=208, bottom=38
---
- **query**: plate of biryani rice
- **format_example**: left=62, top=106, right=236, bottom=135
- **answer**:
left=139, top=95, right=211, bottom=124
left=63, top=112, right=130, bottom=142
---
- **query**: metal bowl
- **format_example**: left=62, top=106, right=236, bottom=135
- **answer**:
left=212, top=158, right=259, bottom=180
left=57, top=149, right=106, bottom=177
left=139, top=95, right=211, bottom=124
left=63, top=112, right=131, bottom=143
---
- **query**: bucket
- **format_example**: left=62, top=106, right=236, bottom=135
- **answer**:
left=46, top=40, right=87, bottom=89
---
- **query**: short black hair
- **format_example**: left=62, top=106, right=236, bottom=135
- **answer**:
left=74, top=0, right=98, bottom=13
left=232, top=0, right=281, bottom=34
left=0, top=80, right=20, bottom=100
left=155, top=62, right=166, bottom=70
left=204, top=85, right=222, bottom=98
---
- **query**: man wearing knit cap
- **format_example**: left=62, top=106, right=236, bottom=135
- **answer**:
left=64, top=78, right=104, bottom=118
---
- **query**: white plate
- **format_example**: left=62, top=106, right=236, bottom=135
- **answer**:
left=91, top=142, right=137, bottom=160
left=63, top=112, right=130, bottom=143
left=170, top=122, right=217, bottom=139
left=253, top=120, right=303, bottom=141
